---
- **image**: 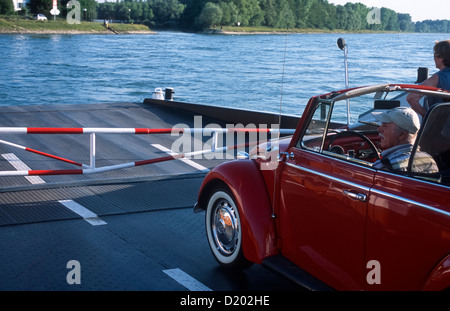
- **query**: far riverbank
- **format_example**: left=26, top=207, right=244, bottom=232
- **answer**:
left=1, top=17, right=406, bottom=35
left=0, top=18, right=155, bottom=34
left=203, top=25, right=404, bottom=35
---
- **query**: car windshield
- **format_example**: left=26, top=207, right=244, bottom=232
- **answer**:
left=302, top=92, right=384, bottom=141
left=299, top=88, right=406, bottom=165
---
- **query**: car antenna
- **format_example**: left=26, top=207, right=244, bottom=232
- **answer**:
left=337, top=38, right=350, bottom=126
left=270, top=33, right=289, bottom=219
left=277, top=34, right=288, bottom=138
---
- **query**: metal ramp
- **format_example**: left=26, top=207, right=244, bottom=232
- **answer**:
left=0, top=101, right=294, bottom=226
left=0, top=175, right=204, bottom=226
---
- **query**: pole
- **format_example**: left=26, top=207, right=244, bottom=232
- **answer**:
left=337, top=38, right=350, bottom=126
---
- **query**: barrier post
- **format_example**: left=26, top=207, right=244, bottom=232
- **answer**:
left=90, top=133, right=96, bottom=169
left=211, top=131, right=219, bottom=153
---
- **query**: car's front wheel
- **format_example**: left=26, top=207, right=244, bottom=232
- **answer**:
left=205, top=187, right=252, bottom=269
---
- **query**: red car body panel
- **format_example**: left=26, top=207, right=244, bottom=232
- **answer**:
left=278, top=149, right=375, bottom=290
left=423, top=255, right=450, bottom=290
left=366, top=171, right=450, bottom=290
left=198, top=160, right=279, bottom=264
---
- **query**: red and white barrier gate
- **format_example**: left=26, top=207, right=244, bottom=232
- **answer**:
left=0, top=127, right=295, bottom=177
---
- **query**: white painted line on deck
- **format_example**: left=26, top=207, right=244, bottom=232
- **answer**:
left=2, top=153, right=45, bottom=184
left=152, top=144, right=209, bottom=171
left=163, top=268, right=212, bottom=291
left=2, top=153, right=106, bottom=226
left=59, top=199, right=107, bottom=226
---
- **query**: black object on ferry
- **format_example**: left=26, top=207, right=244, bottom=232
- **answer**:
left=337, top=38, right=346, bottom=51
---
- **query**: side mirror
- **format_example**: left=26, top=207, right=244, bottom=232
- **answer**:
left=337, top=38, right=346, bottom=51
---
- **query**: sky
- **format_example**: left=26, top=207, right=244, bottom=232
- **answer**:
left=327, top=0, right=449, bottom=22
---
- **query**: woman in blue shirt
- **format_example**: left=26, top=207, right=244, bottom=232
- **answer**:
left=407, top=40, right=450, bottom=117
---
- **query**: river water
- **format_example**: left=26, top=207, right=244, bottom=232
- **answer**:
left=0, top=31, right=448, bottom=117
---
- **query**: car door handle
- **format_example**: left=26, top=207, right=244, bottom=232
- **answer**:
left=279, top=152, right=295, bottom=160
left=343, top=190, right=367, bottom=202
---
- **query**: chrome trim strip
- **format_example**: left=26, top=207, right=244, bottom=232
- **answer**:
left=285, top=162, right=371, bottom=192
left=370, top=188, right=450, bottom=218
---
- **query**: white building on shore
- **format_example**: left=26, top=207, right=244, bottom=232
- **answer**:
left=12, top=0, right=28, bottom=11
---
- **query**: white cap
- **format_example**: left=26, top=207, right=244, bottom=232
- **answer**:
left=371, top=107, right=420, bottom=134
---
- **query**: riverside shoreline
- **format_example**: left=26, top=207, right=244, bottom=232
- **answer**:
left=0, top=18, right=156, bottom=34
left=0, top=18, right=400, bottom=35
left=0, top=29, right=156, bottom=34
left=201, top=26, right=402, bottom=35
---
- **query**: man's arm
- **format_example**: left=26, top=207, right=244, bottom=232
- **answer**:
left=407, top=74, right=439, bottom=117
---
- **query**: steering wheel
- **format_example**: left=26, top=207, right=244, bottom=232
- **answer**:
left=327, top=130, right=380, bottom=161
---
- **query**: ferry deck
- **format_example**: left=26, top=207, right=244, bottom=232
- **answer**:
left=0, top=98, right=303, bottom=291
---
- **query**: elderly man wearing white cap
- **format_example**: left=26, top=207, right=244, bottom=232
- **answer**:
left=371, top=107, right=438, bottom=173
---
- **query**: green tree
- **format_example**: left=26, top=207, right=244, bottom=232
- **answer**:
left=195, top=2, right=222, bottom=29
left=151, top=0, right=185, bottom=22
left=129, top=1, right=143, bottom=22
left=0, top=0, right=13, bottom=14
left=416, top=20, right=449, bottom=33
left=324, top=1, right=337, bottom=29
left=335, top=5, right=349, bottom=30
left=248, top=4, right=264, bottom=25
left=179, top=0, right=208, bottom=29
left=397, top=13, right=413, bottom=32
left=343, top=2, right=368, bottom=31
left=0, top=0, right=14, bottom=14
left=80, top=0, right=97, bottom=21
left=274, top=0, right=294, bottom=29
left=293, top=0, right=313, bottom=28
left=90, top=0, right=450, bottom=33
left=141, top=2, right=155, bottom=22
left=28, top=0, right=52, bottom=15
left=219, top=1, right=238, bottom=26
left=230, top=0, right=262, bottom=26
left=96, top=0, right=184, bottom=25
left=115, top=2, right=131, bottom=21
left=380, top=7, right=398, bottom=31
left=415, top=21, right=431, bottom=33
left=308, top=0, right=328, bottom=29
left=97, top=1, right=116, bottom=20
left=260, top=0, right=277, bottom=27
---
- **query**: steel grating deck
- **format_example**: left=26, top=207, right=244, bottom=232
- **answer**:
left=0, top=176, right=204, bottom=226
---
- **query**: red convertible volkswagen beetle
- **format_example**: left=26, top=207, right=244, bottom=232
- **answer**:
left=194, top=84, right=450, bottom=291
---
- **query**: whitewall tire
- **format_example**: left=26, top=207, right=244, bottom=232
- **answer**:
left=205, top=188, right=251, bottom=269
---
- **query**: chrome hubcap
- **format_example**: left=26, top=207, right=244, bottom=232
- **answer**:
left=212, top=200, right=239, bottom=256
